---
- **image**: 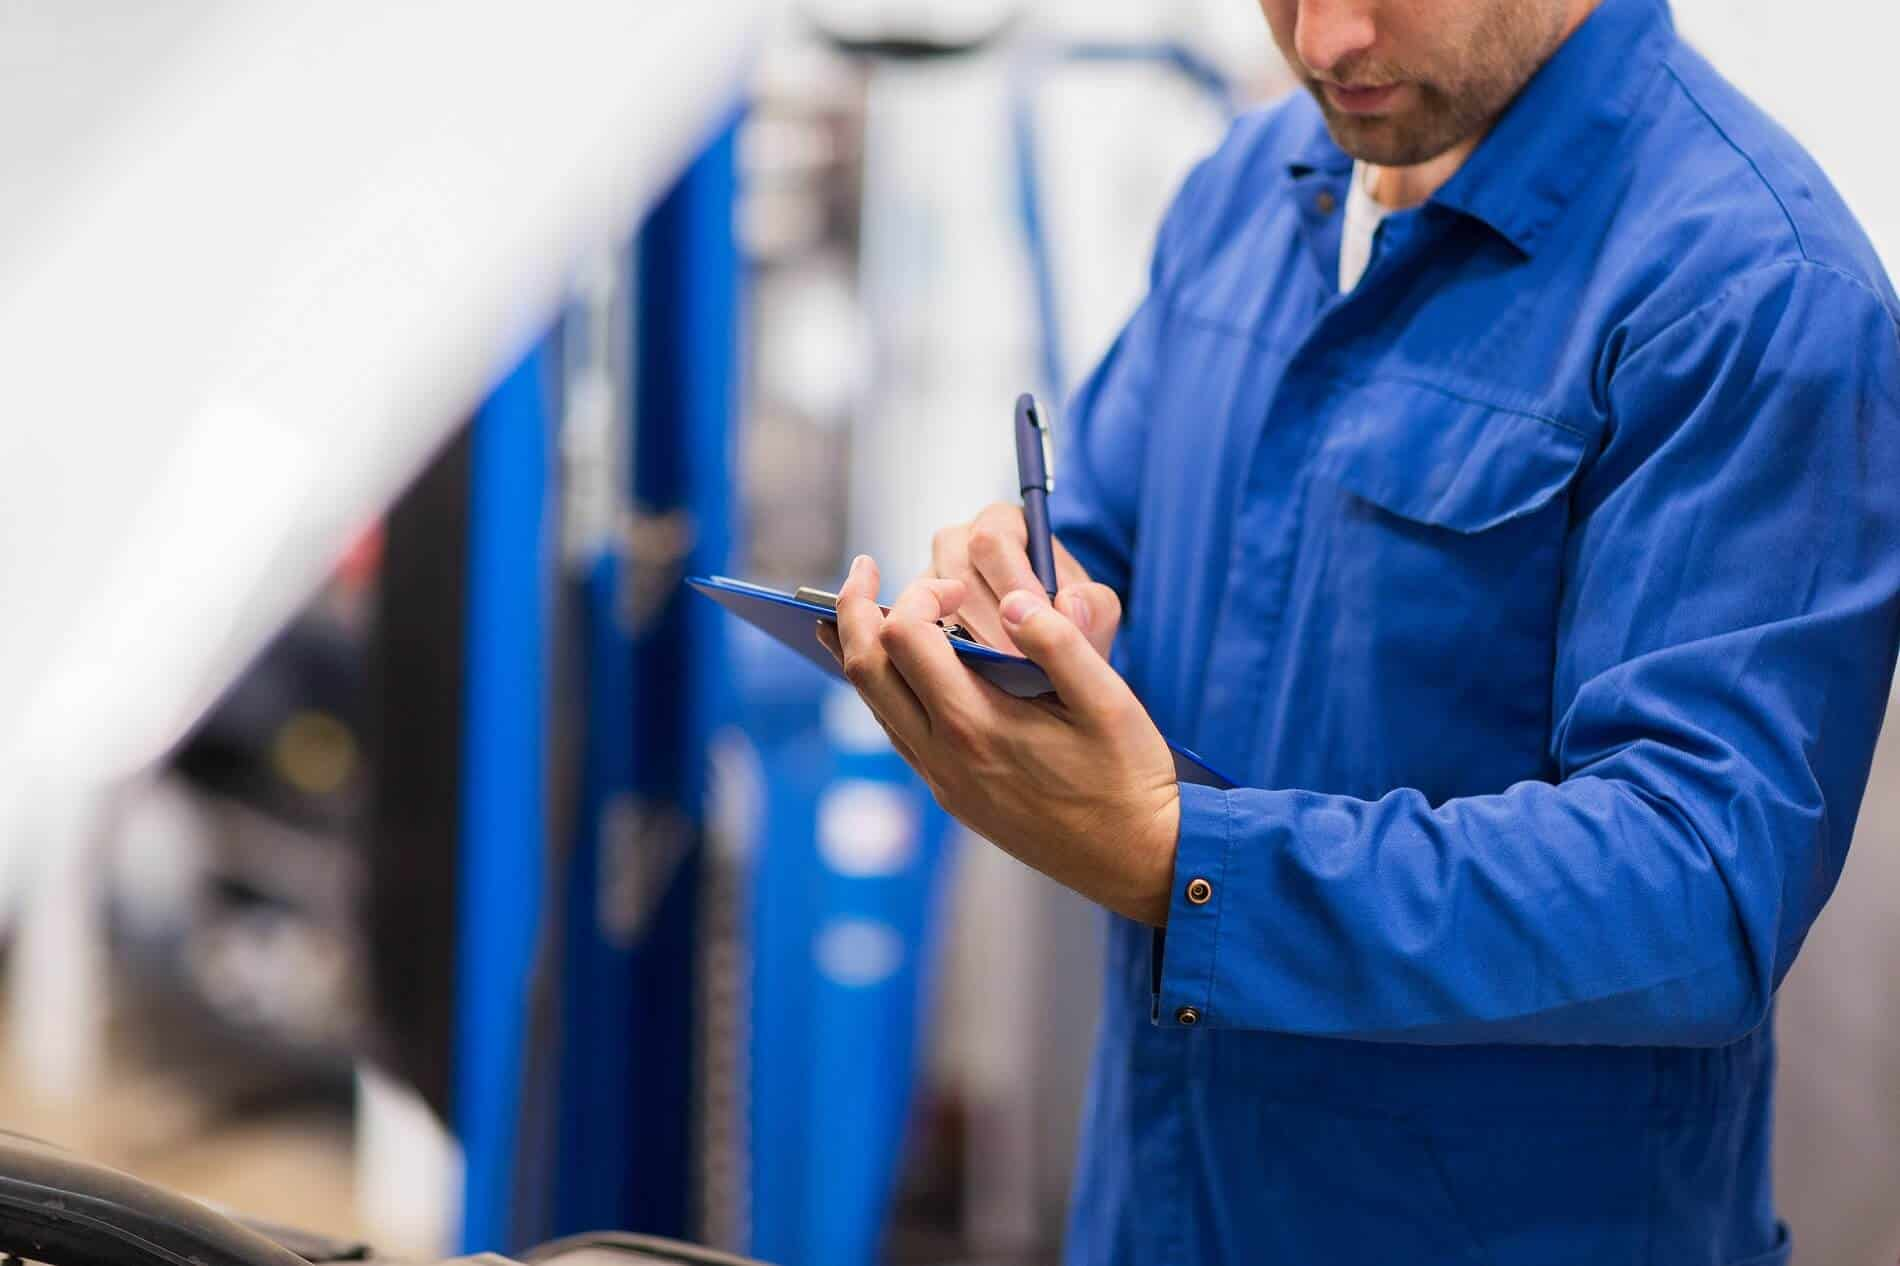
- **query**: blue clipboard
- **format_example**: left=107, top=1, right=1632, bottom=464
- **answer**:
left=688, top=575, right=1235, bottom=789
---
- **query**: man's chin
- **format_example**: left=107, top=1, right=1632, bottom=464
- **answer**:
left=1319, top=110, right=1451, bottom=167
left=1309, top=79, right=1498, bottom=168
left=1330, top=114, right=1459, bottom=167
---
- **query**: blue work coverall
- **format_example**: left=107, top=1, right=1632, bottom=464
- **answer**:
left=1048, top=0, right=1900, bottom=1261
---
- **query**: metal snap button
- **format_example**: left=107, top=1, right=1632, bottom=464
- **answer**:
left=1186, top=877, right=1213, bottom=906
left=1175, top=1006, right=1201, bottom=1026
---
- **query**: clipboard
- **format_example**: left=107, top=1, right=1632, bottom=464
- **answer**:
left=687, top=575, right=1235, bottom=789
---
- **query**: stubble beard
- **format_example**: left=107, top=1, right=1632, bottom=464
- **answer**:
left=1305, top=2, right=1571, bottom=167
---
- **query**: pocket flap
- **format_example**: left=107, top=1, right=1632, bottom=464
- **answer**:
left=1311, top=379, right=1590, bottom=534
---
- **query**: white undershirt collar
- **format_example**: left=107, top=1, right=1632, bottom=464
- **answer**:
left=1338, top=160, right=1394, bottom=293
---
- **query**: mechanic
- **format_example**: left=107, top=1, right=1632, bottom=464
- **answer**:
left=822, top=0, right=1900, bottom=1259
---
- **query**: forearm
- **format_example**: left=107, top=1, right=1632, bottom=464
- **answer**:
left=1155, top=761, right=1778, bottom=1045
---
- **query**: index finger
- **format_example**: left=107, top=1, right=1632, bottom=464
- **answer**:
left=968, top=504, right=1050, bottom=610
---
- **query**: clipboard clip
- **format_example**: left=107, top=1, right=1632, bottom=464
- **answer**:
left=795, top=586, right=978, bottom=644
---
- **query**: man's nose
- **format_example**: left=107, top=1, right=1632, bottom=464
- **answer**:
left=1293, top=0, right=1378, bottom=78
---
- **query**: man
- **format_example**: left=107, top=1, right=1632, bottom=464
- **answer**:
left=823, top=0, right=1900, bottom=1259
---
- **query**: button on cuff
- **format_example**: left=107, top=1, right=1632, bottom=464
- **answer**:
left=1152, top=781, right=1233, bottom=1029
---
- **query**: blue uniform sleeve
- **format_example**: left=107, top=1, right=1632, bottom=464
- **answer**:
left=1158, top=261, right=1900, bottom=1045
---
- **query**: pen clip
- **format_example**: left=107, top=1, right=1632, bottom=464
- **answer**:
left=1018, top=395, right=1055, bottom=495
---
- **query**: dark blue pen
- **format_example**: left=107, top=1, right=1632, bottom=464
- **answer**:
left=1014, top=392, right=1059, bottom=597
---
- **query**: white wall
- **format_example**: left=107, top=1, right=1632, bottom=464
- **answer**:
left=1673, top=1, right=1900, bottom=267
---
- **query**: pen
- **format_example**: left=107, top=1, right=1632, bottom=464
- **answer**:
left=1014, top=392, right=1059, bottom=597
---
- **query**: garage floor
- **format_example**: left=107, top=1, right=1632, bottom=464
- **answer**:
left=0, top=1005, right=361, bottom=1243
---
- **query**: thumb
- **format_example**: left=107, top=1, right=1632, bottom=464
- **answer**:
left=1055, top=581, right=1122, bottom=662
left=1000, top=588, right=1131, bottom=726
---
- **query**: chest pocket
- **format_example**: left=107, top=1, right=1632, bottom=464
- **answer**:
left=1309, top=378, right=1589, bottom=533
left=1285, top=378, right=1592, bottom=799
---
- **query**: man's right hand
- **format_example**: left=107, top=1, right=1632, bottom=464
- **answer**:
left=929, top=502, right=1122, bottom=660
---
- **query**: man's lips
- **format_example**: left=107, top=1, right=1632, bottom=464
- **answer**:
left=1323, top=81, right=1403, bottom=115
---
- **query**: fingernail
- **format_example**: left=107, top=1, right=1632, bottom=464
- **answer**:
left=999, top=590, right=1039, bottom=626
left=848, top=554, right=869, bottom=583
left=1068, top=593, right=1093, bottom=633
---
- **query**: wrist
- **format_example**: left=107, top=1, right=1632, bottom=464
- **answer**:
left=1132, top=783, right=1181, bottom=927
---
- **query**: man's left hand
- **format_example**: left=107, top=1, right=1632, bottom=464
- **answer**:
left=818, top=554, right=1181, bottom=926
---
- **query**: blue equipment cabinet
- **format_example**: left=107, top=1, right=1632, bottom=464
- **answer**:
left=455, top=107, right=954, bottom=1266
left=745, top=688, right=955, bottom=1266
left=456, top=336, right=561, bottom=1254
left=453, top=120, right=743, bottom=1254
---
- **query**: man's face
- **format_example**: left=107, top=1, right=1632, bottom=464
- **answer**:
left=1260, top=0, right=1575, bottom=166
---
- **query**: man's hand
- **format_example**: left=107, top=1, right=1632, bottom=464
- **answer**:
left=931, top=502, right=1120, bottom=657
left=818, top=554, right=1181, bottom=927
